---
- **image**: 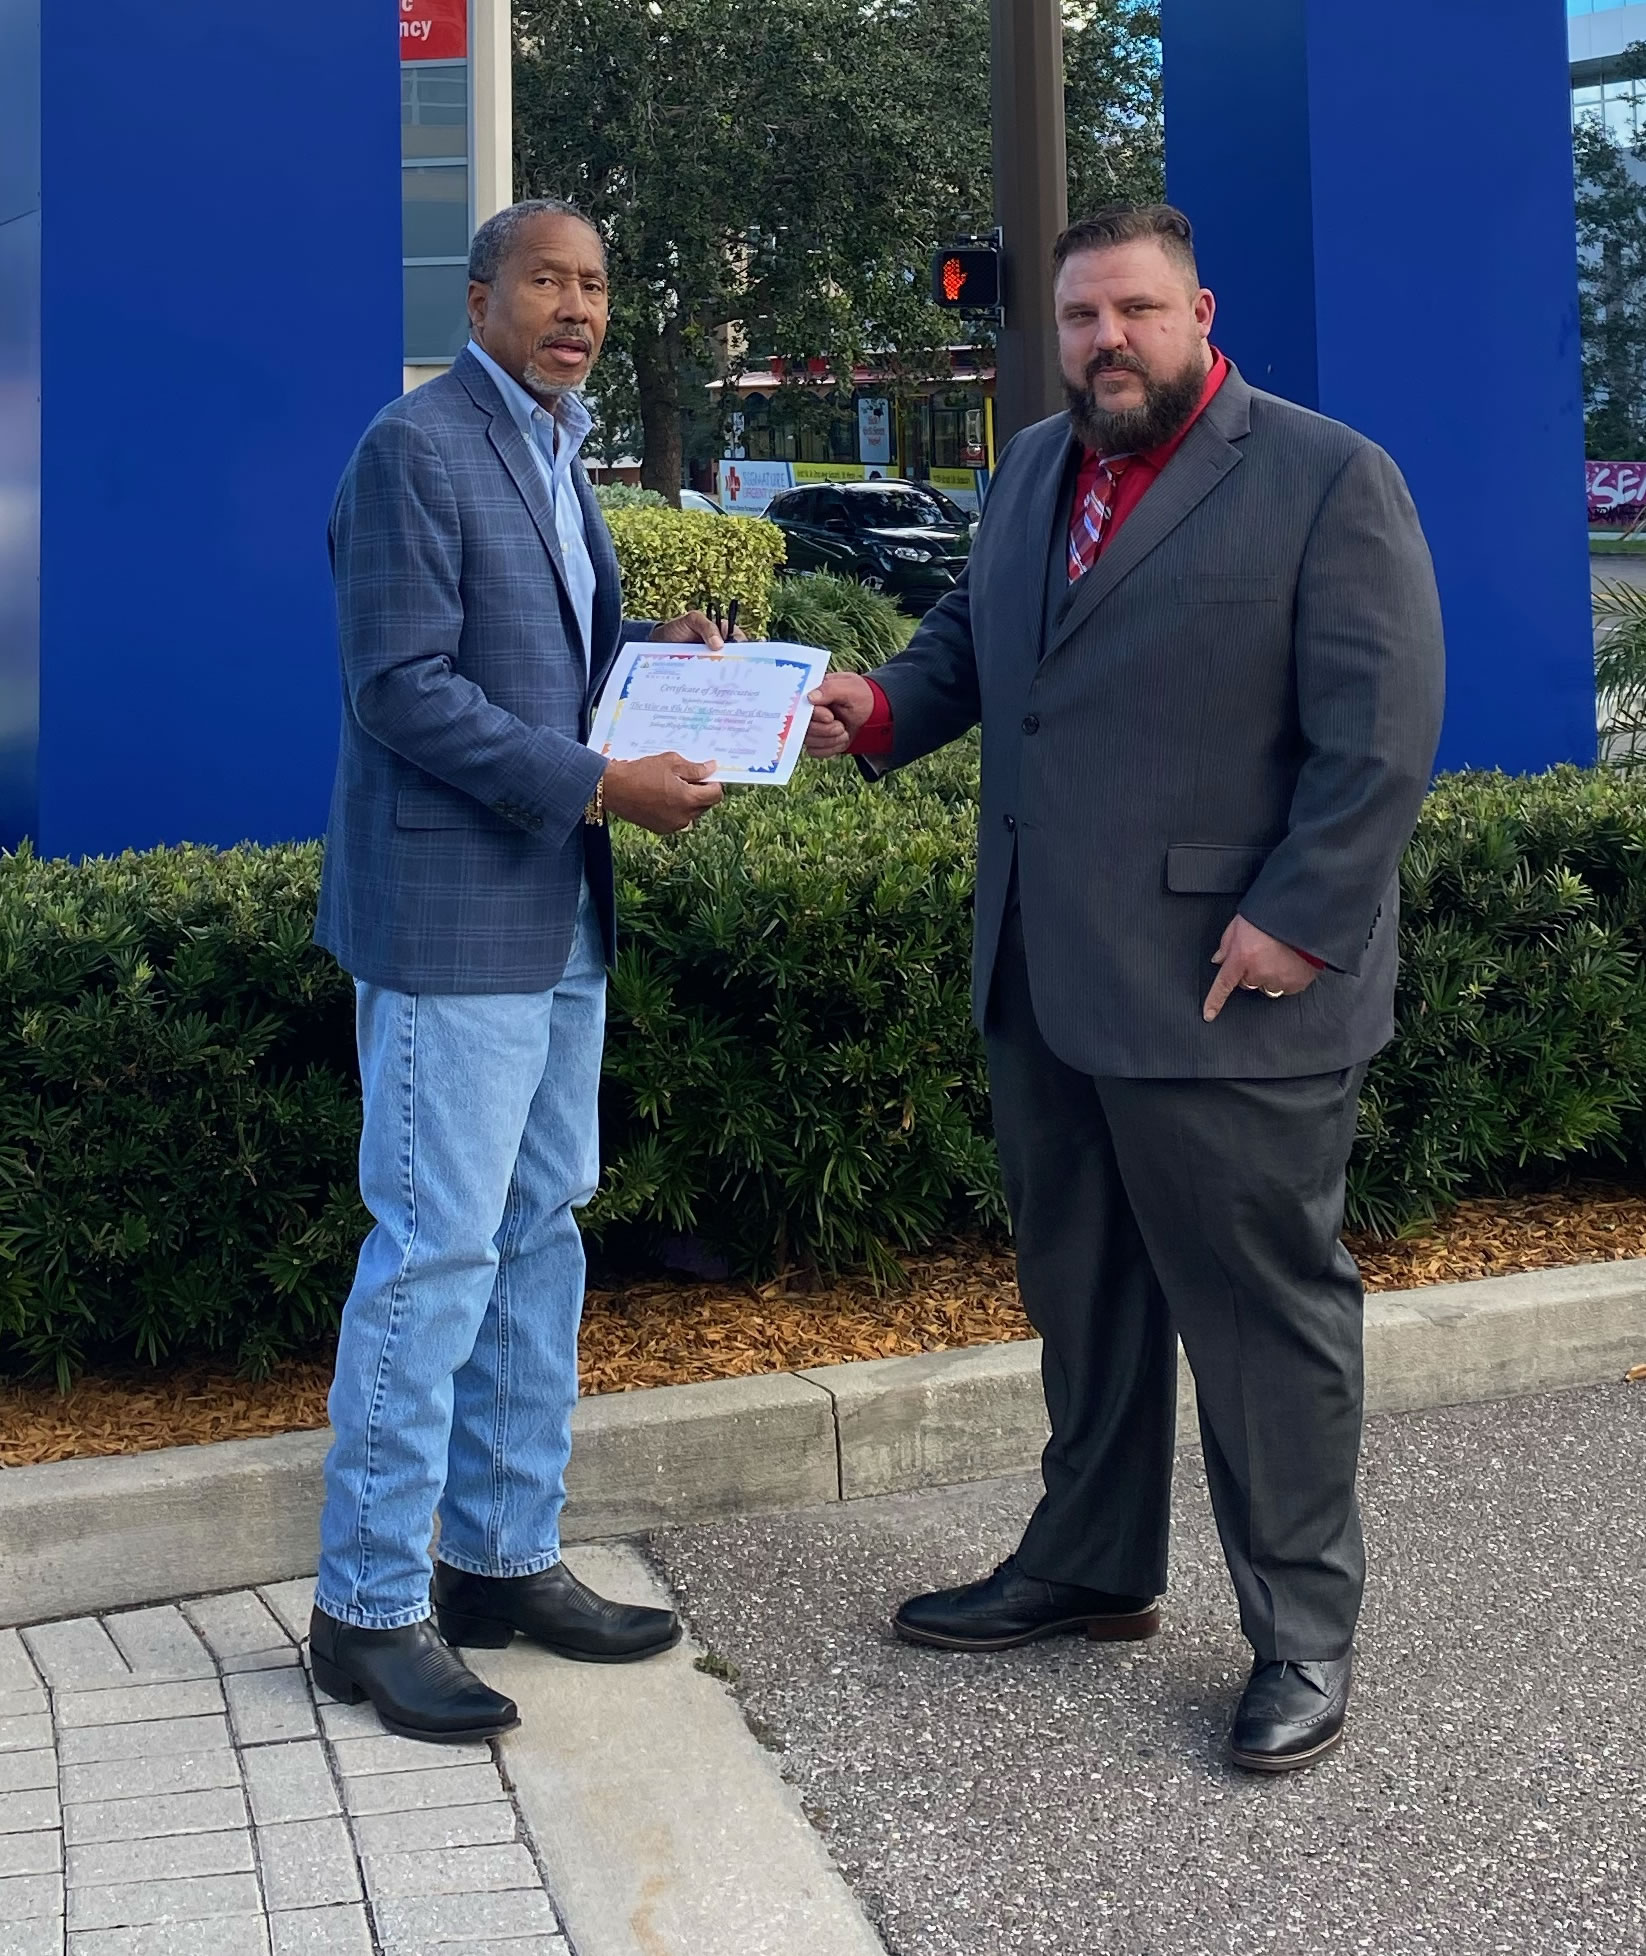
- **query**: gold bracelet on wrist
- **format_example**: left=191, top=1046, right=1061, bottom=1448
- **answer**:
left=583, top=774, right=606, bottom=826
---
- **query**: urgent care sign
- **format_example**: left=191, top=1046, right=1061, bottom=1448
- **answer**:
left=401, top=0, right=466, bottom=58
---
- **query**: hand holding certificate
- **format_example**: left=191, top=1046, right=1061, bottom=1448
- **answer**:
left=589, top=642, right=833, bottom=788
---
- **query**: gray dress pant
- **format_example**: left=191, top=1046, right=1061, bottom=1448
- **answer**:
left=987, top=901, right=1368, bottom=1661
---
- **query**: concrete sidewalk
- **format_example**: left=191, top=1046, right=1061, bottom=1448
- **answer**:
left=652, top=1380, right=1646, bottom=1956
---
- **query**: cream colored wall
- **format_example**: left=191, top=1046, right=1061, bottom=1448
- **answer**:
left=470, top=0, right=514, bottom=229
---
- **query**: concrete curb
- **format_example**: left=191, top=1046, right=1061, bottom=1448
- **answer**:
left=486, top=1543, right=888, bottom=1956
left=4, top=1259, right=1644, bottom=1626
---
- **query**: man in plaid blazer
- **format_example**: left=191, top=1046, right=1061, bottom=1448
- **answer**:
left=310, top=199, right=727, bottom=1743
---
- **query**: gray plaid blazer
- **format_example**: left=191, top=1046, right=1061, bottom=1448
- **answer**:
left=867, top=363, right=1446, bottom=1079
left=317, top=350, right=646, bottom=994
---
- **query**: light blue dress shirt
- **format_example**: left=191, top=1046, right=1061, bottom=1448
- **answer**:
left=466, top=338, right=597, bottom=671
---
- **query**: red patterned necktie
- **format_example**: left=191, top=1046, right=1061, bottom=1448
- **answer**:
left=1067, top=455, right=1132, bottom=582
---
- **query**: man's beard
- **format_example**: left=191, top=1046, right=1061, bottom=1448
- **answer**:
left=520, top=347, right=590, bottom=400
left=1064, top=352, right=1208, bottom=455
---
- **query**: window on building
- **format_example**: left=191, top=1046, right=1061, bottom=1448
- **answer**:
left=1573, top=69, right=1646, bottom=146
left=740, top=395, right=797, bottom=462
left=403, top=61, right=470, bottom=363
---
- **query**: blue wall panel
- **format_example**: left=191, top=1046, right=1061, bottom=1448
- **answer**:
left=36, top=3, right=403, bottom=856
left=0, top=0, right=42, bottom=851
left=1165, top=0, right=1595, bottom=775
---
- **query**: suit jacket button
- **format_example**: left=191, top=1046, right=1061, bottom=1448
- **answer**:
left=1022, top=714, right=1039, bottom=734
left=1003, top=813, right=1016, bottom=832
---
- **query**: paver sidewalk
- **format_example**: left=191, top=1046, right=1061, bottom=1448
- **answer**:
left=0, top=1582, right=567, bottom=1956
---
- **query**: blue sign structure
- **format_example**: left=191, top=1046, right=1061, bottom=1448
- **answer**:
left=0, top=2, right=403, bottom=857
left=1164, top=0, right=1596, bottom=775
left=0, top=1, right=1600, bottom=857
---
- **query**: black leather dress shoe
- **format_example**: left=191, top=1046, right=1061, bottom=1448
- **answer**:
left=1230, top=1653, right=1353, bottom=1773
left=433, top=1561, right=682, bottom=1663
left=893, top=1555, right=1160, bottom=1651
left=307, top=1608, right=518, bottom=1744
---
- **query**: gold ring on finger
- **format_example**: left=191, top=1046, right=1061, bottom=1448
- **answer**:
left=1263, top=987, right=1285, bottom=999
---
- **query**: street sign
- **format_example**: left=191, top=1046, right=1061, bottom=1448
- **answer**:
left=931, top=239, right=1002, bottom=315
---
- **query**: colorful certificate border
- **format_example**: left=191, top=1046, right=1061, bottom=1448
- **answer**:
left=589, top=645, right=831, bottom=786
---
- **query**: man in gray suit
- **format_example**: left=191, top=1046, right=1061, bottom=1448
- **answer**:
left=310, top=199, right=729, bottom=1742
left=807, top=203, right=1444, bottom=1771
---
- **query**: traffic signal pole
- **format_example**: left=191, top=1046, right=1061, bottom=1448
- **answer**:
left=990, top=0, right=1069, bottom=446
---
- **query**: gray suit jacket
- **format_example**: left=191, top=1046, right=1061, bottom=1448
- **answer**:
left=869, top=364, right=1446, bottom=1079
left=317, top=350, right=647, bottom=994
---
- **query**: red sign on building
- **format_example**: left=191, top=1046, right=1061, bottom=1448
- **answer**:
left=401, top=0, right=466, bottom=60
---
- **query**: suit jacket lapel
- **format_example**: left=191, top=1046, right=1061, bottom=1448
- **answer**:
left=1026, top=423, right=1080, bottom=653
left=454, top=349, right=576, bottom=609
left=487, top=413, right=573, bottom=597
left=1046, top=367, right=1254, bottom=659
left=577, top=465, right=625, bottom=709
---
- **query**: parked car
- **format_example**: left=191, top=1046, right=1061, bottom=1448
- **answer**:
left=678, top=489, right=725, bottom=515
left=763, top=481, right=973, bottom=612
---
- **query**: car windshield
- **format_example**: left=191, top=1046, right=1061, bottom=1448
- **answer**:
left=850, top=489, right=963, bottom=529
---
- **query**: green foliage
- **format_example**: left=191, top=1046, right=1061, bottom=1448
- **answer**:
left=604, top=509, right=787, bottom=638
left=513, top=0, right=1163, bottom=485
left=596, top=754, right=999, bottom=1277
left=767, top=573, right=913, bottom=671
left=1575, top=84, right=1646, bottom=460
left=0, top=842, right=360, bottom=1387
left=1594, top=578, right=1646, bottom=770
left=1353, top=766, right=1646, bottom=1234
left=592, top=483, right=668, bottom=511
left=9, top=761, right=1646, bottom=1380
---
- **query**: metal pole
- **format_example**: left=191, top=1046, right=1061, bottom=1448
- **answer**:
left=990, top=0, right=1069, bottom=446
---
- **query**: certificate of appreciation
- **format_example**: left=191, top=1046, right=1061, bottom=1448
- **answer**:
left=587, top=642, right=833, bottom=787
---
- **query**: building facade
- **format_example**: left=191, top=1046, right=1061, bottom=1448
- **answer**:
left=1571, top=0, right=1646, bottom=133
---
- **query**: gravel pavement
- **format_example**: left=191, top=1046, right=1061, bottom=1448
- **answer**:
left=652, top=1382, right=1646, bottom=1956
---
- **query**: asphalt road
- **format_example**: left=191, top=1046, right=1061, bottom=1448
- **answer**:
left=1594, top=553, right=1646, bottom=599
left=652, top=1382, right=1646, bottom=1956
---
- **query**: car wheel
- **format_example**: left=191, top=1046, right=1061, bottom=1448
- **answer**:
left=859, top=574, right=887, bottom=593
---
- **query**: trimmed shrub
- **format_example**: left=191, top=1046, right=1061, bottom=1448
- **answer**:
left=591, top=483, right=668, bottom=510
left=6, top=758, right=1646, bottom=1380
left=1352, top=765, right=1646, bottom=1233
left=605, top=509, right=787, bottom=639
left=0, top=842, right=357, bottom=1386
left=768, top=572, right=912, bottom=670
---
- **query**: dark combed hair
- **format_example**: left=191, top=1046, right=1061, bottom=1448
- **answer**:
left=1052, top=204, right=1199, bottom=282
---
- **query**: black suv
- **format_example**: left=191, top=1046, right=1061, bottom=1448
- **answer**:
left=764, top=481, right=974, bottom=612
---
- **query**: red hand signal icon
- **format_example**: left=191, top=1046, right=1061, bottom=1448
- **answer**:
left=941, top=257, right=968, bottom=304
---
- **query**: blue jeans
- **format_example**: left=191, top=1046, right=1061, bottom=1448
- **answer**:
left=316, top=889, right=606, bottom=1630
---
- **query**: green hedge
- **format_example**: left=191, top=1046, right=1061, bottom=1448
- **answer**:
left=767, top=572, right=911, bottom=670
left=605, top=509, right=787, bottom=639
left=4, top=759, right=1646, bottom=1381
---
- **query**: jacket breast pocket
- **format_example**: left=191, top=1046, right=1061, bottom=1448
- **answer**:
left=1174, top=573, right=1286, bottom=605
left=395, top=786, right=521, bottom=834
left=1165, top=844, right=1271, bottom=895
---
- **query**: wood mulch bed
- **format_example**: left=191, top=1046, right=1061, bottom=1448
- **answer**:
left=5, top=1186, right=1646, bottom=1469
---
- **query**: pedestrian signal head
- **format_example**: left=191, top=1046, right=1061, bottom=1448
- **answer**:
left=930, top=241, right=1001, bottom=314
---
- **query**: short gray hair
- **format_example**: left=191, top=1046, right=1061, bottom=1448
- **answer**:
left=468, top=199, right=605, bottom=284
